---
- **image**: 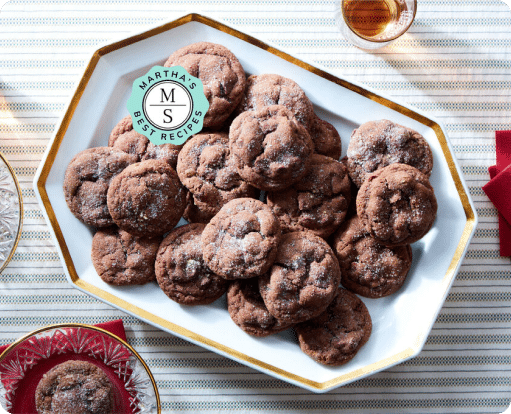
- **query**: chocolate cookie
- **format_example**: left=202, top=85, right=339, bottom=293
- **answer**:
left=267, top=154, right=351, bottom=239
left=236, top=74, right=316, bottom=130
left=201, top=198, right=281, bottom=280
left=63, top=147, right=137, bottom=228
left=107, top=159, right=186, bottom=237
left=340, top=155, right=359, bottom=219
left=258, top=231, right=341, bottom=324
left=155, top=223, right=228, bottom=305
left=356, top=163, right=438, bottom=247
left=332, top=215, right=413, bottom=298
left=91, top=227, right=160, bottom=285
left=35, top=360, right=113, bottom=414
left=347, top=119, right=434, bottom=187
left=108, top=115, right=181, bottom=169
left=182, top=190, right=215, bottom=224
left=294, top=288, right=372, bottom=366
left=229, top=105, right=314, bottom=191
left=164, top=42, right=246, bottom=129
left=227, top=278, right=293, bottom=337
left=309, top=116, right=342, bottom=160
left=177, top=131, right=257, bottom=217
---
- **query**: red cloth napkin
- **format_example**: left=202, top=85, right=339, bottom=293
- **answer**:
left=483, top=130, right=511, bottom=256
left=0, top=319, right=126, bottom=355
left=487, top=165, right=511, bottom=257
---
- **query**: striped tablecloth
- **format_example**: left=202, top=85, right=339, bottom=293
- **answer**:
left=2, top=1, right=511, bottom=412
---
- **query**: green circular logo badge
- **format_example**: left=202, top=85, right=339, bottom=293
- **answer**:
left=127, top=65, right=209, bottom=145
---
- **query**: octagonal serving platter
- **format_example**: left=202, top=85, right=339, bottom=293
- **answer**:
left=34, top=13, right=477, bottom=393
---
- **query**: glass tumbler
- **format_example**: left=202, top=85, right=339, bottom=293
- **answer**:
left=335, top=0, right=417, bottom=49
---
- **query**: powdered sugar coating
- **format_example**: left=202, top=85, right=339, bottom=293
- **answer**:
left=155, top=223, right=228, bottom=305
left=356, top=163, right=437, bottom=247
left=164, top=42, right=246, bottom=129
left=295, top=288, right=372, bottom=366
left=201, top=198, right=281, bottom=280
left=107, top=159, right=186, bottom=237
left=91, top=227, right=160, bottom=285
left=108, top=115, right=181, bottom=169
left=267, top=154, right=351, bottom=239
left=236, top=74, right=315, bottom=130
left=258, top=231, right=341, bottom=324
left=332, top=215, right=413, bottom=298
left=63, top=147, right=137, bottom=228
left=229, top=105, right=314, bottom=191
left=177, top=132, right=257, bottom=217
left=347, top=119, right=433, bottom=187
left=35, top=360, right=113, bottom=414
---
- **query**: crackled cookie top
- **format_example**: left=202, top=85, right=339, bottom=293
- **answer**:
left=237, top=74, right=316, bottom=129
left=347, top=119, right=433, bottom=187
left=332, top=215, right=413, bottom=298
left=356, top=163, right=437, bottom=247
left=91, top=227, right=160, bottom=286
left=258, top=231, right=341, bottom=324
left=35, top=360, right=114, bottom=414
left=309, top=116, right=342, bottom=160
left=227, top=278, right=293, bottom=337
left=63, top=147, right=137, bottom=228
left=295, top=288, right=372, bottom=366
left=107, top=159, right=186, bottom=237
left=164, top=42, right=246, bottom=129
left=267, top=154, right=351, bottom=239
left=108, top=115, right=181, bottom=169
left=229, top=105, right=313, bottom=191
left=155, top=223, right=228, bottom=305
left=201, top=198, right=281, bottom=280
left=177, top=132, right=257, bottom=217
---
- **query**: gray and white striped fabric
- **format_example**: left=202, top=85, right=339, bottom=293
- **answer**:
left=1, top=1, right=511, bottom=412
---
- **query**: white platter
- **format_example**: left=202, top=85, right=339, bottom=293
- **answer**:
left=34, top=13, right=477, bottom=393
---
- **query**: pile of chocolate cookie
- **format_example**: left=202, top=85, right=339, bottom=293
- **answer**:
left=63, top=42, right=437, bottom=367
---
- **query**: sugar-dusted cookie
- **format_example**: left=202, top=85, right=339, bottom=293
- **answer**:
left=295, top=288, right=372, bottom=366
left=182, top=190, right=215, bottom=224
left=258, top=231, right=341, bottom=324
left=155, top=223, right=228, bottom=305
left=229, top=105, right=314, bottom=191
left=63, top=147, right=137, bottom=228
left=267, top=154, right=351, bottom=239
left=176, top=131, right=257, bottom=217
left=164, top=42, right=246, bottom=129
left=332, top=215, right=413, bottom=298
left=91, top=227, right=161, bottom=285
left=108, top=115, right=181, bottom=169
left=356, top=163, right=437, bottom=247
left=227, top=278, right=293, bottom=337
left=201, top=198, right=281, bottom=280
left=236, top=74, right=315, bottom=129
left=309, top=116, right=342, bottom=160
left=107, top=159, right=186, bottom=237
left=35, top=360, right=114, bottom=414
left=347, top=119, right=433, bottom=187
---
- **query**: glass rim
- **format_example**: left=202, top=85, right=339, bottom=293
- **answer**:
left=341, top=0, right=418, bottom=43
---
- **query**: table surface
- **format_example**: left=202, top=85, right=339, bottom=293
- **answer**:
left=1, top=1, right=511, bottom=413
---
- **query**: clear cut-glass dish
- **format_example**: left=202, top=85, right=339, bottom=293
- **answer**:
left=0, top=151, right=22, bottom=273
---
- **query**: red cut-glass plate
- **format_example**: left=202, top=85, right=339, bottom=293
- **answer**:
left=0, top=324, right=160, bottom=413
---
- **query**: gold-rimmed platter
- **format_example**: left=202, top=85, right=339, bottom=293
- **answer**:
left=33, top=13, right=477, bottom=393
